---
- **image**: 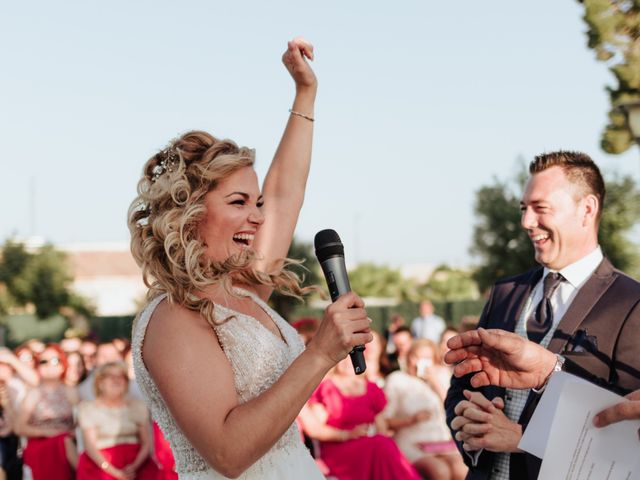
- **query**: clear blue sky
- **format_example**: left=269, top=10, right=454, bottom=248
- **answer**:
left=1, top=1, right=638, bottom=267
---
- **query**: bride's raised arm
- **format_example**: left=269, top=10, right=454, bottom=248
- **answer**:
left=253, top=37, right=317, bottom=300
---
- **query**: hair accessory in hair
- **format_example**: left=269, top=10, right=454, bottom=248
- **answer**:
left=151, top=150, right=180, bottom=182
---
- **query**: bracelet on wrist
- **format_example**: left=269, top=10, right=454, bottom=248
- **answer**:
left=100, top=460, right=110, bottom=470
left=289, top=109, right=314, bottom=122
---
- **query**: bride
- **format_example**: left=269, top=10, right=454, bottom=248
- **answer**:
left=128, top=38, right=372, bottom=479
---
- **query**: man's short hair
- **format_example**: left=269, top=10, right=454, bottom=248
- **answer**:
left=529, top=150, right=606, bottom=222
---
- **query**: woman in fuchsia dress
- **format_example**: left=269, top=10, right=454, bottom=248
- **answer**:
left=301, top=357, right=420, bottom=480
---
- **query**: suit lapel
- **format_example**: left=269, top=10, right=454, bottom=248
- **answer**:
left=547, top=258, right=616, bottom=354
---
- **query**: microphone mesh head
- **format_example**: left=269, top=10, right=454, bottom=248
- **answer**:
left=314, top=229, right=344, bottom=262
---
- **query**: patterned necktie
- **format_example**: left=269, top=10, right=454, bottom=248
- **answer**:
left=527, top=272, right=565, bottom=343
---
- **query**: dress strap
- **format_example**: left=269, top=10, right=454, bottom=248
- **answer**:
left=232, top=286, right=270, bottom=309
left=134, top=294, right=167, bottom=333
left=131, top=293, right=168, bottom=368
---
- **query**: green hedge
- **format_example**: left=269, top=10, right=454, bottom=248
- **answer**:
left=0, top=298, right=486, bottom=347
left=286, top=298, right=485, bottom=334
left=0, top=314, right=135, bottom=348
left=3, top=314, right=69, bottom=347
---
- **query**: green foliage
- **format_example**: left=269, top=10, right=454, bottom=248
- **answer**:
left=348, top=263, right=417, bottom=301
left=24, top=245, right=72, bottom=319
left=578, top=0, right=640, bottom=153
left=286, top=239, right=322, bottom=287
left=0, top=288, right=12, bottom=317
left=470, top=174, right=535, bottom=293
left=269, top=238, right=321, bottom=321
left=470, top=163, right=640, bottom=291
left=0, top=241, right=32, bottom=305
left=424, top=265, right=480, bottom=302
left=67, top=292, right=96, bottom=318
left=0, top=240, right=93, bottom=320
left=4, top=313, right=68, bottom=347
left=599, top=174, right=640, bottom=277
left=348, top=263, right=480, bottom=303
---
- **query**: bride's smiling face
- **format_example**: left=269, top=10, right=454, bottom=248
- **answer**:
left=199, top=166, right=265, bottom=262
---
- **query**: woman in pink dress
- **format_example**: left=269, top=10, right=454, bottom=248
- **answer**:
left=300, top=357, right=420, bottom=480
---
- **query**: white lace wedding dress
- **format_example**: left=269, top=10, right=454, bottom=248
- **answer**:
left=131, top=288, right=324, bottom=479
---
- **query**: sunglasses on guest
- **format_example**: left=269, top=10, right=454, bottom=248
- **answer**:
left=38, top=357, right=61, bottom=366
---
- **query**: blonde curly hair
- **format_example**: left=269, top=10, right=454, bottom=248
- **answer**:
left=128, top=131, right=309, bottom=327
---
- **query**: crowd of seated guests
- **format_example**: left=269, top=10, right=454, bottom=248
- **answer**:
left=0, top=308, right=473, bottom=480
left=0, top=336, right=178, bottom=480
left=294, top=313, right=473, bottom=480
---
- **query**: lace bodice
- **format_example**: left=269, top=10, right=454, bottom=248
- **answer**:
left=132, top=288, right=321, bottom=479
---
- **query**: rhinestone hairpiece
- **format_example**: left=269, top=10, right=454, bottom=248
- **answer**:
left=151, top=150, right=179, bottom=182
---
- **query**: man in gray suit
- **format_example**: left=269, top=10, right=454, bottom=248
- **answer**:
left=444, top=150, right=640, bottom=480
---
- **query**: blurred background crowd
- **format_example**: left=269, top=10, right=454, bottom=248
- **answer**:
left=0, top=301, right=476, bottom=480
left=0, top=335, right=175, bottom=480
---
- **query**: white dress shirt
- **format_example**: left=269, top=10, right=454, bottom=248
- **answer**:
left=410, top=314, right=446, bottom=343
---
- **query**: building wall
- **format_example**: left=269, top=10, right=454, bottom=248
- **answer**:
left=72, top=276, right=147, bottom=316
left=62, top=243, right=147, bottom=316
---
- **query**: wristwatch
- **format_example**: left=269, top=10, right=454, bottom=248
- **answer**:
left=553, top=354, right=566, bottom=373
left=533, top=354, right=565, bottom=393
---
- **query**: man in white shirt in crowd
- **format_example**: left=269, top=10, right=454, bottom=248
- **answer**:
left=410, top=299, right=446, bottom=344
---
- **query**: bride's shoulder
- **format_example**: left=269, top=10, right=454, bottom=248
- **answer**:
left=151, top=297, right=198, bottom=321
left=145, top=298, right=214, bottom=347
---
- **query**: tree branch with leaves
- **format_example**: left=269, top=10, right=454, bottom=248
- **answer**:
left=578, top=0, right=640, bottom=153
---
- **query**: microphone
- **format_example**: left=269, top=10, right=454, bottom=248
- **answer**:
left=314, top=229, right=366, bottom=375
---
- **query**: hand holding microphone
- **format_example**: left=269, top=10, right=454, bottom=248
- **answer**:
left=314, top=229, right=369, bottom=374
left=307, top=292, right=370, bottom=373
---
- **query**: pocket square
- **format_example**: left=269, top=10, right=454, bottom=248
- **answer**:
left=567, top=329, right=598, bottom=353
